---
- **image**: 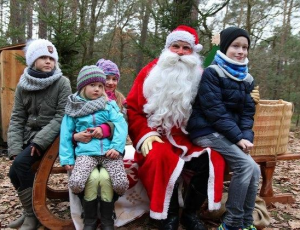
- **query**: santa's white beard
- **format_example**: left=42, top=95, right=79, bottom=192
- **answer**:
left=143, top=49, right=203, bottom=136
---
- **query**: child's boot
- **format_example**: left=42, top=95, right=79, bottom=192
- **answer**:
left=18, top=188, right=40, bottom=230
left=83, top=199, right=98, bottom=230
left=100, top=200, right=115, bottom=230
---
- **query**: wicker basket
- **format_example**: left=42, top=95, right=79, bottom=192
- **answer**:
left=251, top=100, right=293, bottom=156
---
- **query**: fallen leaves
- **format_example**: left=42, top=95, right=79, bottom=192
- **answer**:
left=0, top=130, right=300, bottom=229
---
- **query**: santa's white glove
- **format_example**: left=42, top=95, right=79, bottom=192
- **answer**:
left=141, top=136, right=164, bottom=157
left=250, top=86, right=260, bottom=104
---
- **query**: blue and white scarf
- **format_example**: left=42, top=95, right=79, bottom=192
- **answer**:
left=214, top=50, right=249, bottom=81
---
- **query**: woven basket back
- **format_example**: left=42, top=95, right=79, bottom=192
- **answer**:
left=251, top=100, right=293, bottom=156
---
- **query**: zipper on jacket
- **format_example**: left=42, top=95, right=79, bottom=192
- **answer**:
left=92, top=113, right=103, bottom=155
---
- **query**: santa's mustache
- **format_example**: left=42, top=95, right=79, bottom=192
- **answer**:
left=157, top=49, right=201, bottom=69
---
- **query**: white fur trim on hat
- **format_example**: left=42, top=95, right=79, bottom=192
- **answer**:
left=165, top=30, right=203, bottom=52
left=25, top=39, right=59, bottom=67
left=194, top=44, right=203, bottom=52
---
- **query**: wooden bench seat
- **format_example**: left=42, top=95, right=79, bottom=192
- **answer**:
left=32, top=136, right=300, bottom=228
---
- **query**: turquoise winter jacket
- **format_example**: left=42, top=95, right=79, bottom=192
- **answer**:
left=59, top=100, right=128, bottom=166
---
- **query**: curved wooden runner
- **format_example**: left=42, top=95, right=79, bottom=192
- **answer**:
left=33, top=136, right=74, bottom=229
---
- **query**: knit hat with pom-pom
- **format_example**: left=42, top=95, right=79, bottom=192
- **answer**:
left=77, top=65, right=106, bottom=92
left=25, top=39, right=58, bottom=66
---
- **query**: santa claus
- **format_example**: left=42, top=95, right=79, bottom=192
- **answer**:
left=126, top=25, right=226, bottom=230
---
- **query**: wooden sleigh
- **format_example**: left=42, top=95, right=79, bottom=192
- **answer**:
left=32, top=136, right=74, bottom=229
left=32, top=101, right=300, bottom=229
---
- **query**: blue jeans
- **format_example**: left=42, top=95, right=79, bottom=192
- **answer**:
left=193, top=132, right=260, bottom=227
left=9, top=144, right=43, bottom=191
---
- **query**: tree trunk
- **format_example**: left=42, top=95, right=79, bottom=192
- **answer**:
left=78, top=0, right=88, bottom=64
left=9, top=0, right=25, bottom=43
left=174, top=0, right=193, bottom=26
left=246, top=0, right=252, bottom=33
left=26, top=1, right=33, bottom=39
left=38, top=0, right=48, bottom=38
left=135, top=0, right=152, bottom=74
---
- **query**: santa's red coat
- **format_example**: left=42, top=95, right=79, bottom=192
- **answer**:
left=126, top=59, right=225, bottom=219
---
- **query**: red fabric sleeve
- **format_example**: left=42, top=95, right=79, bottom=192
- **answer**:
left=126, top=59, right=158, bottom=148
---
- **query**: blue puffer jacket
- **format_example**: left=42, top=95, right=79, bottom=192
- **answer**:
left=187, top=64, right=255, bottom=144
left=59, top=100, right=128, bottom=166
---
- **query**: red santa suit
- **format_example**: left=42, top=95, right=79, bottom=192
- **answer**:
left=127, top=59, right=225, bottom=220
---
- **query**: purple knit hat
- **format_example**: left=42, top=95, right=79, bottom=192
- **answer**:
left=96, top=59, right=120, bottom=81
left=77, top=65, right=106, bottom=92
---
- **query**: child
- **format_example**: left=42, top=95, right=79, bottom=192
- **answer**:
left=73, top=59, right=126, bottom=146
left=59, top=65, right=129, bottom=230
left=96, top=58, right=126, bottom=113
left=187, top=27, right=260, bottom=230
left=7, top=39, right=72, bottom=229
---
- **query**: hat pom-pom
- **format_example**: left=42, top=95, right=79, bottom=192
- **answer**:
left=194, top=44, right=203, bottom=52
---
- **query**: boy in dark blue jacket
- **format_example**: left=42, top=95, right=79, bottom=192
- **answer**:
left=187, top=27, right=260, bottom=230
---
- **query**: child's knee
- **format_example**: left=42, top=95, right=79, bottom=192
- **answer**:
left=88, top=168, right=101, bottom=183
left=112, top=176, right=129, bottom=195
left=98, top=167, right=111, bottom=186
left=69, top=180, right=84, bottom=194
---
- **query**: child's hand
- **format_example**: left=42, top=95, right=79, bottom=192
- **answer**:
left=74, top=131, right=92, bottom=143
left=237, top=139, right=254, bottom=154
left=106, top=149, right=120, bottom=159
left=64, top=165, right=74, bottom=171
left=30, top=146, right=41, bottom=157
left=88, top=127, right=103, bottom=139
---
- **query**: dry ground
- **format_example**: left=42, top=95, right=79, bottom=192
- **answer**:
left=0, top=130, right=300, bottom=229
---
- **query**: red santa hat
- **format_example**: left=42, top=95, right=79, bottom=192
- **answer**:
left=165, top=25, right=203, bottom=52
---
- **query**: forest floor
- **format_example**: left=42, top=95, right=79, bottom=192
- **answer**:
left=0, top=129, right=300, bottom=230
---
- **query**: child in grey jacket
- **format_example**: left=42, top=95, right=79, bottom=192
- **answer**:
left=8, top=39, right=72, bottom=229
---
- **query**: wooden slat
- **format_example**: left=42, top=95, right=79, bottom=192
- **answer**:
left=0, top=50, right=25, bottom=142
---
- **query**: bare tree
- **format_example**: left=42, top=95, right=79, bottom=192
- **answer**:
left=86, top=0, right=106, bottom=60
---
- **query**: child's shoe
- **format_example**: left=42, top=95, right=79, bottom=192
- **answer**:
left=243, top=225, right=257, bottom=230
left=218, top=222, right=243, bottom=230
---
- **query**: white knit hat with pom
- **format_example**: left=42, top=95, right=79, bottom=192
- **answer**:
left=24, top=39, right=58, bottom=66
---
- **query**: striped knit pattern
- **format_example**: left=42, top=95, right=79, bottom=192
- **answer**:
left=77, top=65, right=106, bottom=92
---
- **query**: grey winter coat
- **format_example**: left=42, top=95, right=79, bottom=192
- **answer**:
left=7, top=73, right=72, bottom=159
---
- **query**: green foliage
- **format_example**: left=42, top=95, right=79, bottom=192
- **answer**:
left=36, top=0, right=88, bottom=91
left=155, top=0, right=199, bottom=31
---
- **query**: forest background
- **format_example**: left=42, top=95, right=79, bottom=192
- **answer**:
left=1, top=0, right=300, bottom=126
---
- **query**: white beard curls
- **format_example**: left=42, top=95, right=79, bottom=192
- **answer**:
left=143, top=49, right=203, bottom=136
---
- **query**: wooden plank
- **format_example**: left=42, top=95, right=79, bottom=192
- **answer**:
left=277, top=152, right=300, bottom=161
left=262, top=194, right=295, bottom=206
left=0, top=50, right=25, bottom=142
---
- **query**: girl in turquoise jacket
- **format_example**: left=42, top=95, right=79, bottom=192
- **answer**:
left=59, top=65, right=129, bottom=230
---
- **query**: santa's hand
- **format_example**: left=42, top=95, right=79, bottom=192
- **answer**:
left=250, top=86, right=260, bottom=104
left=141, top=136, right=164, bottom=157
